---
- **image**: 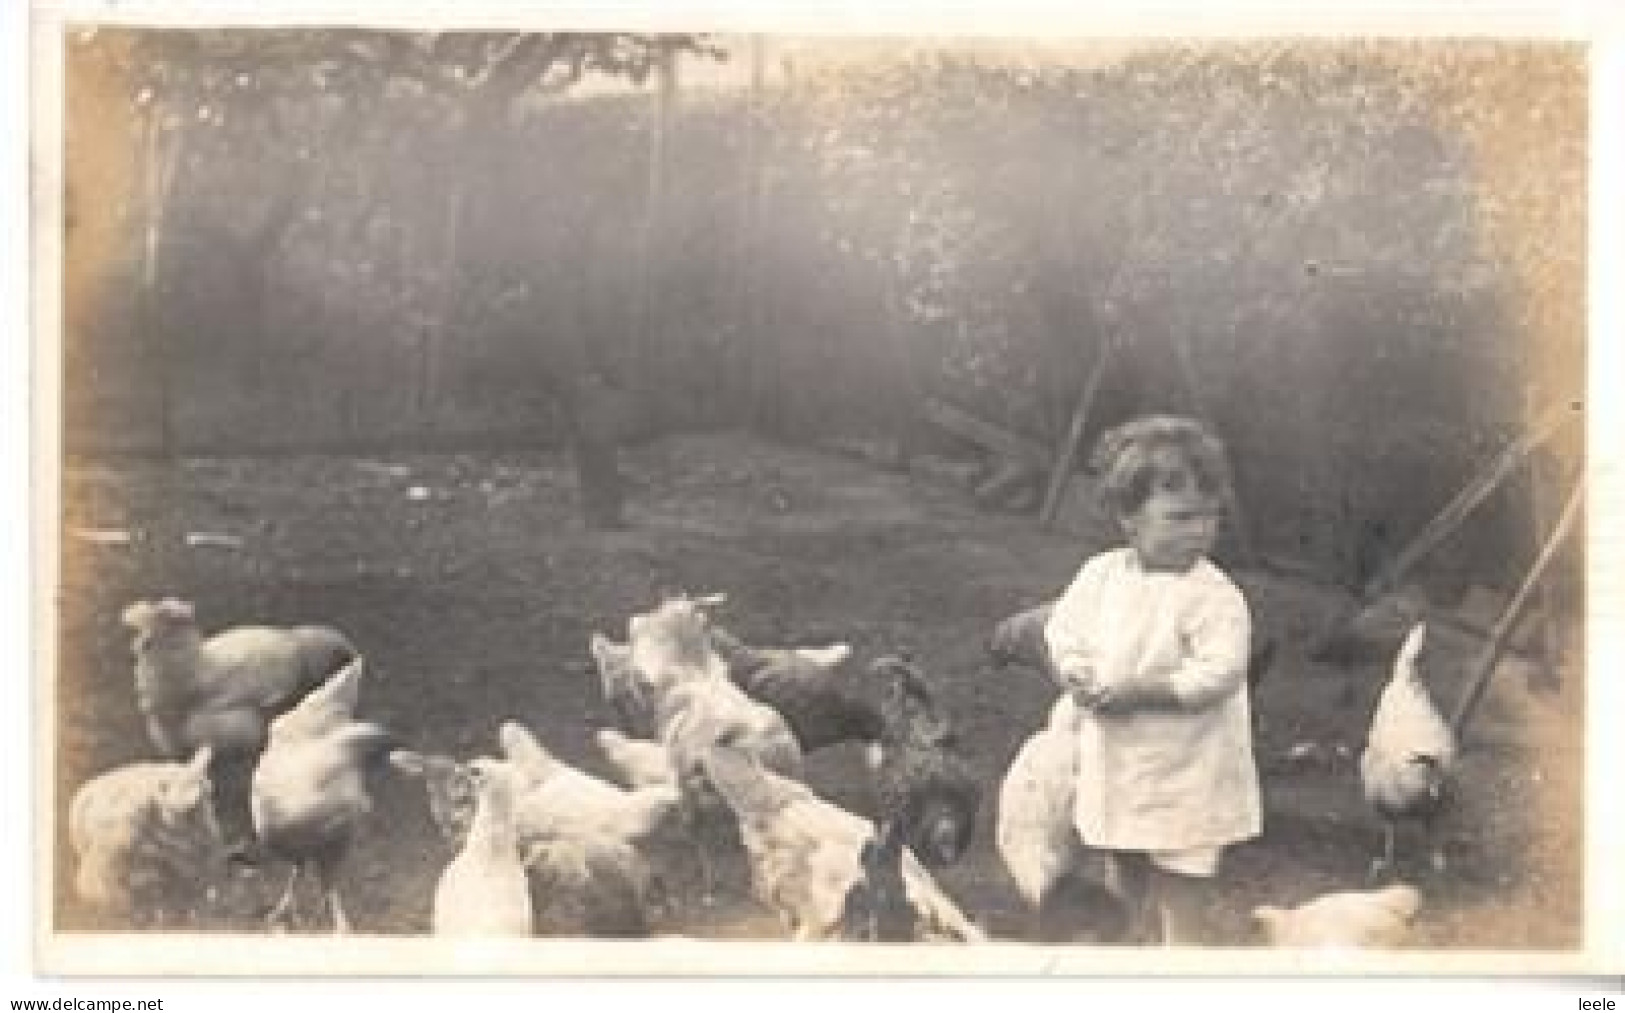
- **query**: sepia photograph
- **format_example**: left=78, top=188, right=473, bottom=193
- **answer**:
left=27, top=0, right=1621, bottom=980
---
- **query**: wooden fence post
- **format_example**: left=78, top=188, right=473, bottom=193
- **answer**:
left=1038, top=337, right=1114, bottom=528
left=1451, top=474, right=1583, bottom=736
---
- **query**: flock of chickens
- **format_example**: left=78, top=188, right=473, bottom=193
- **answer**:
left=68, top=590, right=1461, bottom=949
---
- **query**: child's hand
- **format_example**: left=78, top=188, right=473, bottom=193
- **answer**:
left=1067, top=668, right=1125, bottom=713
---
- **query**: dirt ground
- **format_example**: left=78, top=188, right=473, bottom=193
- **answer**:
left=51, top=431, right=1585, bottom=949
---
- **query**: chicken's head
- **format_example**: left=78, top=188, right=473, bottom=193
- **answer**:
left=121, top=598, right=197, bottom=651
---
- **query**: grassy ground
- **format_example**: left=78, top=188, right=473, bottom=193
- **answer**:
left=51, top=431, right=1584, bottom=948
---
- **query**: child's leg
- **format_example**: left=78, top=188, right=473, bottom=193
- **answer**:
left=1146, top=857, right=1220, bottom=946
left=1103, top=850, right=1156, bottom=944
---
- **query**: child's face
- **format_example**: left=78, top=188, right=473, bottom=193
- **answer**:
left=1122, top=485, right=1222, bottom=572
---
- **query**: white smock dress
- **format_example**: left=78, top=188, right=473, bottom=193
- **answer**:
left=1043, top=547, right=1262, bottom=876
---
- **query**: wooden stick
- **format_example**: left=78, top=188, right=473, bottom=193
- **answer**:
left=923, top=399, right=1053, bottom=471
left=1450, top=475, right=1583, bottom=736
left=1363, top=401, right=1576, bottom=600
left=1523, top=385, right=1564, bottom=691
left=1038, top=338, right=1114, bottom=527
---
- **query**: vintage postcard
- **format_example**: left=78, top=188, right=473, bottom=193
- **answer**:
left=27, top=0, right=1624, bottom=980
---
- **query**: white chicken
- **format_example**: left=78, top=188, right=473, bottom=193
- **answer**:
left=122, top=598, right=356, bottom=855
left=1359, top=622, right=1458, bottom=879
left=701, top=742, right=985, bottom=942
left=1252, top=883, right=1422, bottom=949
left=601, top=620, right=882, bottom=762
left=627, top=594, right=731, bottom=692
left=249, top=656, right=394, bottom=933
left=498, top=721, right=682, bottom=845
left=998, top=697, right=1080, bottom=906
left=629, top=596, right=805, bottom=902
left=68, top=746, right=222, bottom=926
left=500, top=721, right=684, bottom=933
left=397, top=724, right=678, bottom=936
left=431, top=757, right=533, bottom=937
left=996, top=696, right=1125, bottom=941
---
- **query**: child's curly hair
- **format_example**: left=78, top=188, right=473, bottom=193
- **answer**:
left=1090, top=415, right=1236, bottom=520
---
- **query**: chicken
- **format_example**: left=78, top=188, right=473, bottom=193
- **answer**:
left=1359, top=622, right=1458, bottom=880
left=430, top=757, right=533, bottom=937
left=594, top=728, right=678, bottom=790
left=994, top=695, right=1125, bottom=940
left=710, top=626, right=885, bottom=761
left=871, top=655, right=980, bottom=869
left=701, top=742, right=984, bottom=942
left=1253, top=884, right=1422, bottom=948
left=598, top=620, right=879, bottom=760
left=67, top=746, right=223, bottom=926
left=627, top=594, right=732, bottom=693
left=249, top=656, right=395, bottom=932
left=649, top=677, right=805, bottom=903
left=122, top=598, right=357, bottom=854
left=589, top=593, right=740, bottom=739
left=394, top=728, right=670, bottom=937
left=629, top=595, right=806, bottom=901
left=499, top=721, right=682, bottom=846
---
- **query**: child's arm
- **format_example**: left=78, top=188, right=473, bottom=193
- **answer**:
left=1042, top=560, right=1107, bottom=695
left=1089, top=589, right=1251, bottom=715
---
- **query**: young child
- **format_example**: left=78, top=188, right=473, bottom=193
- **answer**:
left=990, top=414, right=1262, bottom=945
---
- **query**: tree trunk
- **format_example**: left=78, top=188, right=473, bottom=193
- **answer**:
left=559, top=370, right=629, bottom=530
left=742, top=37, right=782, bottom=436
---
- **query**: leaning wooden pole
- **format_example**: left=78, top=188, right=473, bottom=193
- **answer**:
left=1038, top=337, right=1113, bottom=528
left=1363, top=401, right=1574, bottom=600
left=1522, top=384, right=1565, bottom=691
left=1450, top=474, right=1583, bottom=736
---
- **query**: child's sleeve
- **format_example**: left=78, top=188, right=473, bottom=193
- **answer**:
left=1166, top=588, right=1252, bottom=708
left=1134, top=582, right=1252, bottom=710
left=1043, top=556, right=1106, bottom=688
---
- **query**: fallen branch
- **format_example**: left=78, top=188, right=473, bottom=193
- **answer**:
left=922, top=399, right=1052, bottom=472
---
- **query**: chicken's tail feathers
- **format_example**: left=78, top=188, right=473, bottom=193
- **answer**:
left=308, top=654, right=367, bottom=717
left=498, top=719, right=561, bottom=781
left=266, top=656, right=365, bottom=739
left=289, top=626, right=362, bottom=689
left=184, top=743, right=216, bottom=777
left=590, top=632, right=629, bottom=666
left=1394, top=622, right=1429, bottom=680
left=797, top=643, right=853, bottom=669
left=902, top=866, right=986, bottom=943
left=593, top=727, right=629, bottom=753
